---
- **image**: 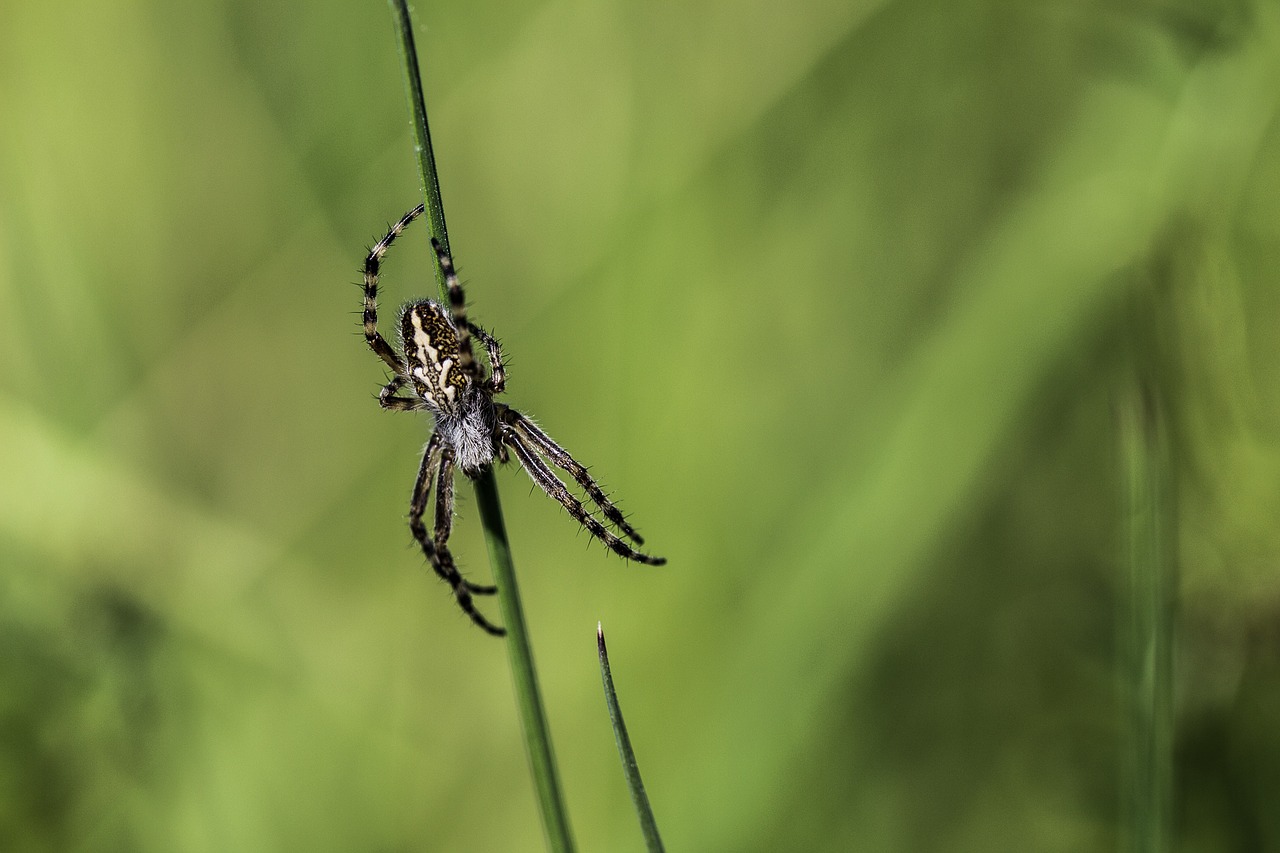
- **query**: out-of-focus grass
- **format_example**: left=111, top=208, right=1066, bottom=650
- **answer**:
left=2, top=1, right=1280, bottom=851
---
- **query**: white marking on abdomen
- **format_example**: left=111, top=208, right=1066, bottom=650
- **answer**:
left=438, top=358, right=457, bottom=403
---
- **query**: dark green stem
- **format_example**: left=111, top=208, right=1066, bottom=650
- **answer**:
left=475, top=471, right=575, bottom=852
left=598, top=624, right=665, bottom=853
left=386, top=4, right=575, bottom=851
left=387, top=0, right=453, bottom=274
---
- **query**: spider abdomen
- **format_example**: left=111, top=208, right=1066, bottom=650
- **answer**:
left=400, top=299, right=470, bottom=412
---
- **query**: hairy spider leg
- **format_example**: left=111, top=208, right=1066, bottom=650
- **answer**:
left=435, top=451, right=498, bottom=595
left=409, top=433, right=505, bottom=635
left=378, top=375, right=421, bottom=412
left=467, top=322, right=506, bottom=394
left=364, top=204, right=426, bottom=373
left=502, top=407, right=644, bottom=544
left=430, top=238, right=481, bottom=382
left=502, top=425, right=666, bottom=566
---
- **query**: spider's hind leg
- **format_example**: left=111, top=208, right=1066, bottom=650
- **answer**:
left=364, top=204, right=425, bottom=372
left=410, top=434, right=505, bottom=636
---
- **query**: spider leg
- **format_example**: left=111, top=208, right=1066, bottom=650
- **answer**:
left=502, top=426, right=665, bottom=566
left=409, top=435, right=505, bottom=636
left=501, top=408, right=644, bottom=544
left=364, top=205, right=425, bottom=373
left=435, top=451, right=499, bottom=596
left=378, top=375, right=421, bottom=412
left=467, top=322, right=506, bottom=394
left=430, top=238, right=481, bottom=382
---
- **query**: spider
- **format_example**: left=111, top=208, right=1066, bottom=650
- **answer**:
left=361, top=204, right=666, bottom=636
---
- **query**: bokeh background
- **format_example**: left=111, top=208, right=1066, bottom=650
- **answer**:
left=3, top=0, right=1280, bottom=850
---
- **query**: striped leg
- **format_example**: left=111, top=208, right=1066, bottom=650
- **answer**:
left=467, top=322, right=506, bottom=394
left=430, top=238, right=480, bottom=381
left=503, top=426, right=665, bottom=566
left=434, top=452, right=499, bottom=597
left=378, top=375, right=420, bottom=412
left=502, top=408, right=643, bottom=544
left=409, top=435, right=505, bottom=636
left=363, top=204, right=425, bottom=372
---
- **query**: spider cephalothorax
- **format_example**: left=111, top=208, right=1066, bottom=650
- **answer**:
left=361, top=204, right=665, bottom=635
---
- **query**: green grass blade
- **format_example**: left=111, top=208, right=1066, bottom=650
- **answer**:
left=385, top=4, right=576, bottom=851
left=597, top=624, right=665, bottom=853
left=476, top=471, right=576, bottom=853
left=386, top=0, right=453, bottom=279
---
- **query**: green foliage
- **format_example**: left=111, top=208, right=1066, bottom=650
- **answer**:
left=2, top=0, right=1280, bottom=850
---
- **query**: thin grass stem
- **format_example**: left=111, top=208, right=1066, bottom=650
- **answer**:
left=475, top=471, right=576, bottom=852
left=386, top=0, right=453, bottom=273
left=386, top=4, right=576, bottom=851
left=597, top=624, right=665, bottom=853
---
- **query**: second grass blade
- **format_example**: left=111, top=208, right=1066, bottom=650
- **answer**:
left=598, top=624, right=665, bottom=853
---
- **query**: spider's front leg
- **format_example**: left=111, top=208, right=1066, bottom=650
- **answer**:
left=363, top=204, right=425, bottom=372
left=377, top=375, right=419, bottom=412
left=429, top=237, right=482, bottom=382
left=502, top=408, right=644, bottom=544
left=501, top=421, right=666, bottom=566
left=409, top=434, right=505, bottom=636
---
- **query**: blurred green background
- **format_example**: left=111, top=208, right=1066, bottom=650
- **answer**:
left=3, top=0, right=1280, bottom=850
